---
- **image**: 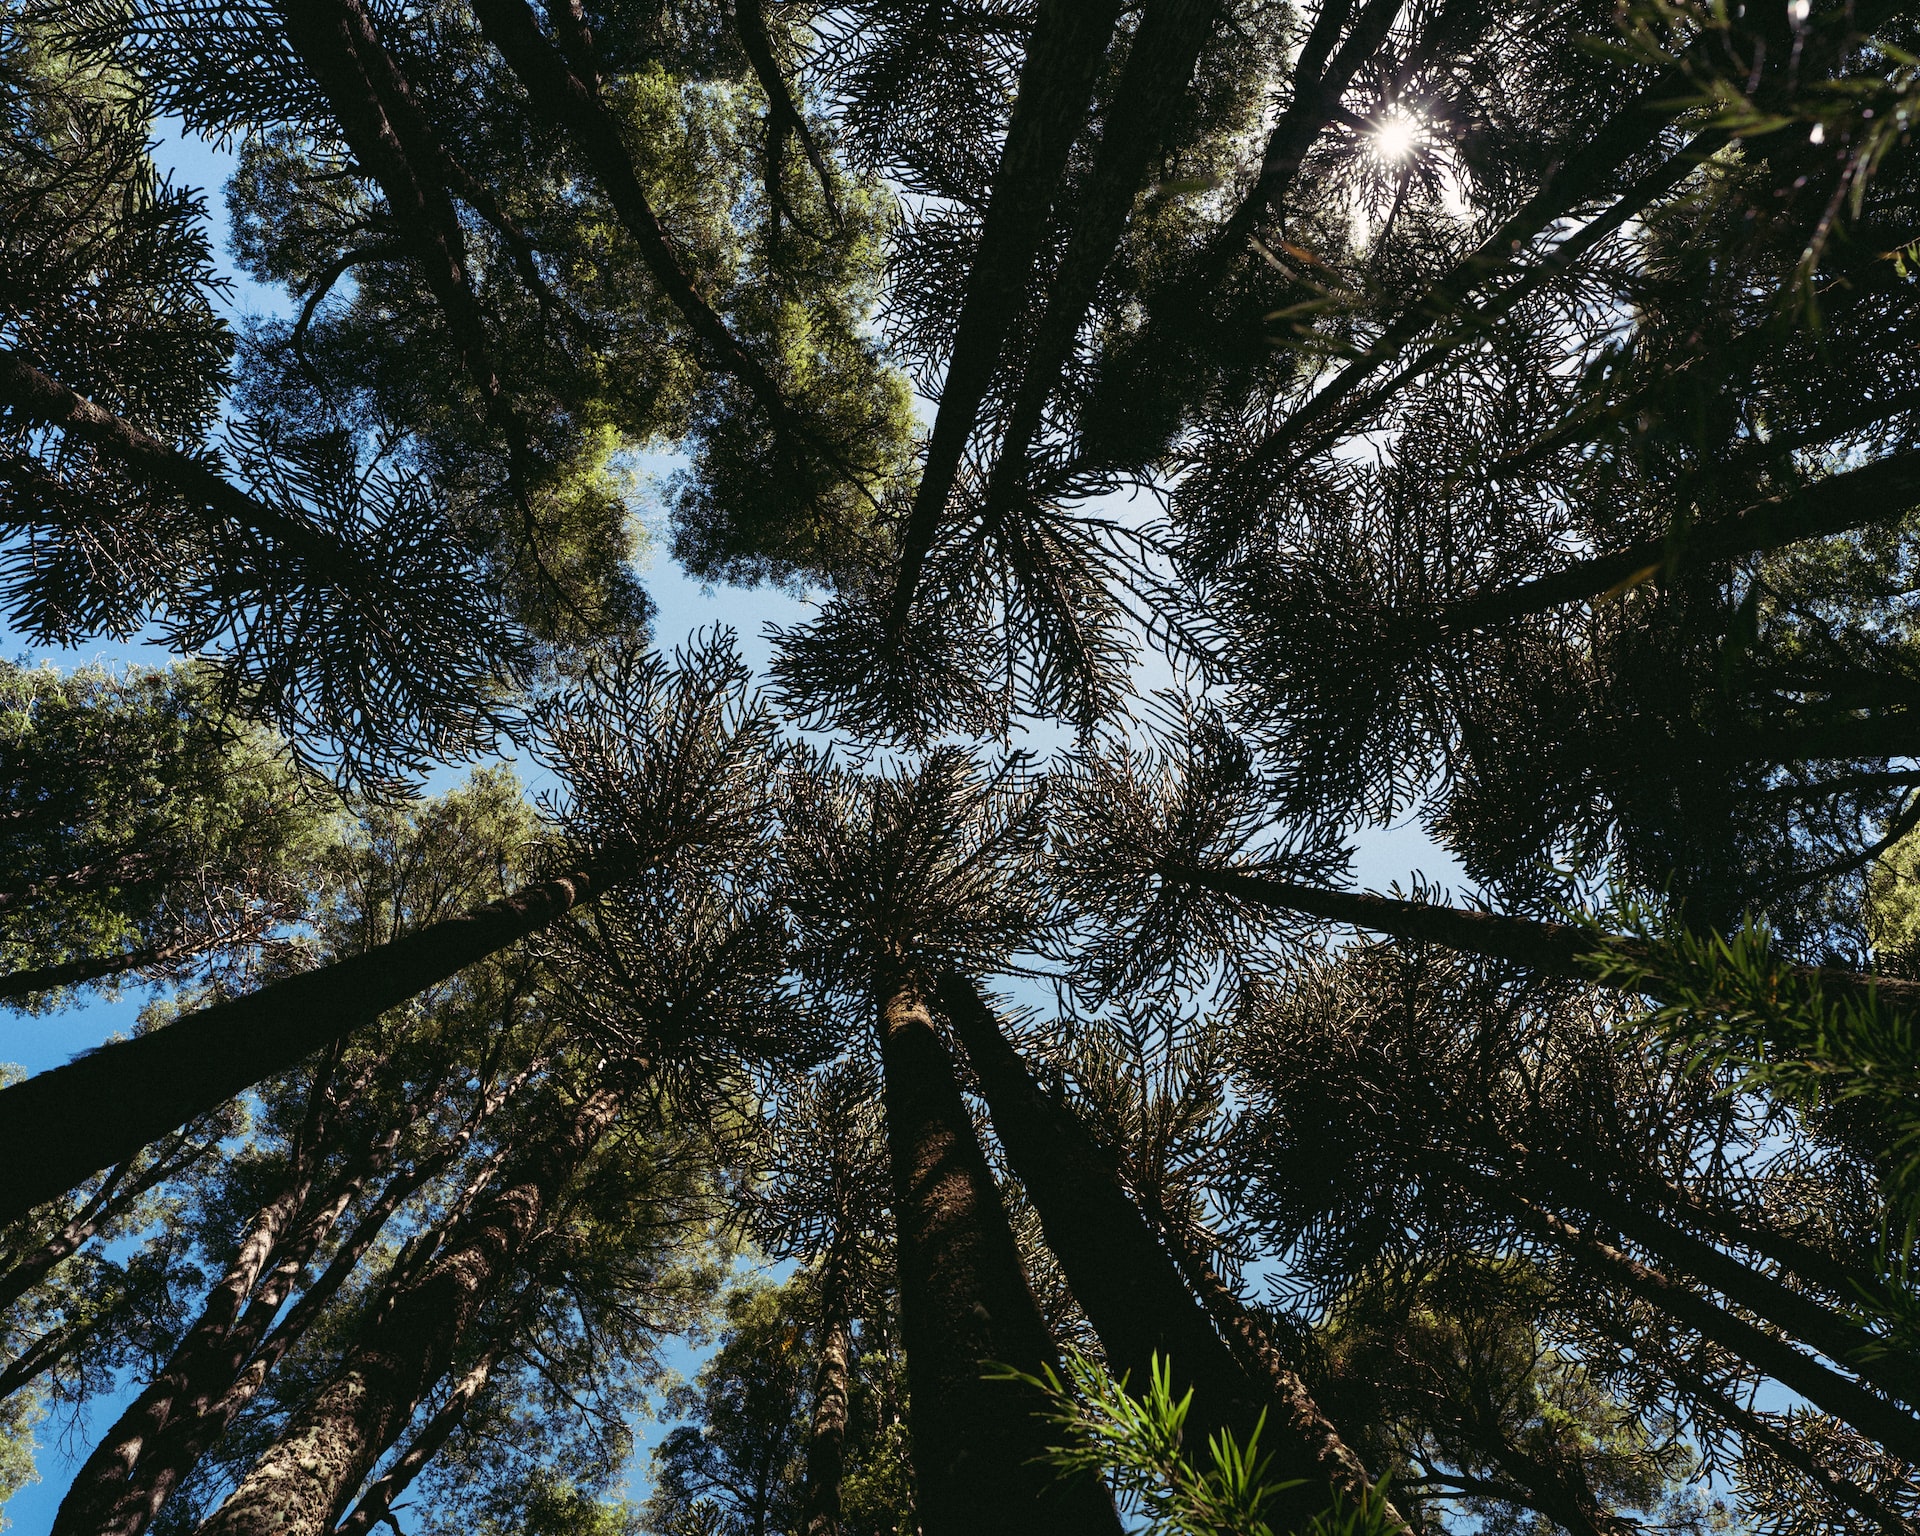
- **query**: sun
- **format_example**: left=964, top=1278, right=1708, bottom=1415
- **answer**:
left=1370, top=109, right=1425, bottom=164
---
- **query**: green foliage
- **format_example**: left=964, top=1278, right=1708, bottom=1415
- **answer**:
left=0, top=658, right=329, bottom=1008
left=641, top=1274, right=912, bottom=1536
left=994, top=1351, right=1400, bottom=1536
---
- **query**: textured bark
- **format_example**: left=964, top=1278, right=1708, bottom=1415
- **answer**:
left=1176, top=865, right=1920, bottom=1013
left=53, top=1072, right=482, bottom=1536
left=333, top=1345, right=501, bottom=1536
left=53, top=1171, right=330, bottom=1536
left=0, top=854, right=643, bottom=1225
left=888, top=0, right=1124, bottom=622
left=934, top=972, right=1387, bottom=1527
left=799, top=1238, right=854, bottom=1536
left=1154, top=1212, right=1399, bottom=1526
left=1494, top=1191, right=1920, bottom=1461
left=194, top=1086, right=624, bottom=1536
left=875, top=968, right=1123, bottom=1536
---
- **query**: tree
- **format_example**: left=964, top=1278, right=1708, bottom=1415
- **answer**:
left=0, top=633, right=777, bottom=1224
left=640, top=1274, right=914, bottom=1536
left=0, top=658, right=327, bottom=1010
left=780, top=748, right=1126, bottom=1536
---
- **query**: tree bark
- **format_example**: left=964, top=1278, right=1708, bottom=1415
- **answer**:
left=332, top=1344, right=503, bottom=1536
left=193, top=1085, right=625, bottom=1536
left=934, top=972, right=1389, bottom=1528
left=980, top=0, right=1224, bottom=514
left=875, top=965, right=1123, bottom=1536
left=887, top=0, right=1124, bottom=624
left=799, top=1236, right=854, bottom=1536
left=0, top=854, right=649, bottom=1226
left=1443, top=450, right=1920, bottom=633
left=1149, top=1207, right=1401, bottom=1529
left=1174, top=864, right=1920, bottom=1013
left=1491, top=1189, right=1920, bottom=1462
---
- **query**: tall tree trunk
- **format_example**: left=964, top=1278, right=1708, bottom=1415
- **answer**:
left=332, top=1343, right=503, bottom=1536
left=0, top=853, right=648, bottom=1225
left=192, top=1086, right=624, bottom=1536
left=1490, top=1187, right=1920, bottom=1461
left=799, top=1233, right=855, bottom=1536
left=0, top=1133, right=205, bottom=1312
left=1148, top=1200, right=1399, bottom=1526
left=54, top=1171, right=321, bottom=1536
left=1517, top=1150, right=1917, bottom=1401
left=1174, top=865, right=1920, bottom=1012
left=886, top=0, right=1124, bottom=622
left=933, top=972, right=1388, bottom=1529
left=51, top=1066, right=482, bottom=1536
left=875, top=965, right=1123, bottom=1536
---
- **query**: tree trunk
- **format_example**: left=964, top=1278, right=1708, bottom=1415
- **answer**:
left=800, top=1235, right=854, bottom=1536
left=1519, top=1151, right=1917, bottom=1403
left=886, top=0, right=1123, bottom=622
left=332, top=1344, right=502, bottom=1536
left=52, top=1166, right=340, bottom=1536
left=50, top=1070, right=479, bottom=1536
left=1444, top=450, right=1920, bottom=633
left=0, top=852, right=647, bottom=1225
left=933, top=972, right=1388, bottom=1528
left=875, top=966, right=1123, bottom=1536
left=192, top=1086, right=624, bottom=1536
left=1491, top=1188, right=1920, bottom=1462
left=1175, top=865, right=1920, bottom=1013
left=1149, top=1204, right=1399, bottom=1527
left=0, top=1135, right=204, bottom=1312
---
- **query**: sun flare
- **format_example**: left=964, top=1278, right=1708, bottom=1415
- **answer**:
left=1371, top=109, right=1425, bottom=163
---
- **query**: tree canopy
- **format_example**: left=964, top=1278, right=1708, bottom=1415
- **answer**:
left=3, top=0, right=1920, bottom=1531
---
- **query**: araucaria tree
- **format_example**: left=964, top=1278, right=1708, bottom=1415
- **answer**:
left=4, top=0, right=1920, bottom=1529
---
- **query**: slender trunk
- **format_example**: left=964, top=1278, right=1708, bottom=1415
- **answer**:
left=1666, top=1351, right=1920, bottom=1536
left=52, top=1080, right=470, bottom=1536
left=799, top=1235, right=854, bottom=1536
left=465, top=0, right=805, bottom=444
left=0, top=349, right=367, bottom=578
left=934, top=973, right=1388, bottom=1526
left=0, top=852, right=648, bottom=1225
left=0, top=933, right=217, bottom=1007
left=0, top=1138, right=201, bottom=1312
left=887, top=0, right=1124, bottom=623
left=1490, top=1188, right=1920, bottom=1462
left=1477, top=1441, right=1625, bottom=1536
left=271, top=0, right=502, bottom=417
left=1175, top=865, right=1920, bottom=1013
left=0, top=1313, right=98, bottom=1400
left=55, top=1175, right=315, bottom=1535
left=981, top=0, right=1224, bottom=512
left=1151, top=1209, right=1396, bottom=1526
left=875, top=966, right=1123, bottom=1536
left=332, top=1343, right=502, bottom=1536
left=1520, top=1152, right=1916, bottom=1402
left=193, top=1086, right=625, bottom=1536
left=1444, top=450, right=1920, bottom=633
